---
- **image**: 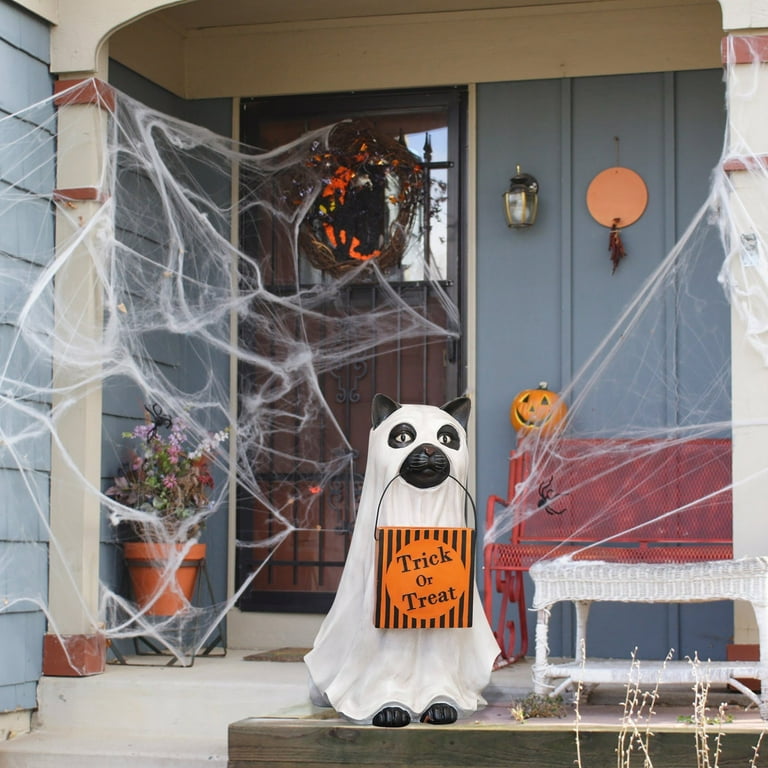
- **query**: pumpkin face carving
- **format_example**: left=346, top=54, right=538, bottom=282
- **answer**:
left=510, top=382, right=567, bottom=435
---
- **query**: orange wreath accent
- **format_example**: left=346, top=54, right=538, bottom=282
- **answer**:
left=299, top=120, right=424, bottom=277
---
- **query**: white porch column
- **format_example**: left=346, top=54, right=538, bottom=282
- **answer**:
left=41, top=0, right=194, bottom=676
left=42, top=50, right=112, bottom=675
left=719, top=0, right=768, bottom=646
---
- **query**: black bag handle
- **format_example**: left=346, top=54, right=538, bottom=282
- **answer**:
left=374, top=474, right=477, bottom=540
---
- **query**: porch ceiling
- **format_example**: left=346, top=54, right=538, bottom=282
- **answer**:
left=155, top=0, right=597, bottom=28
left=108, top=0, right=723, bottom=99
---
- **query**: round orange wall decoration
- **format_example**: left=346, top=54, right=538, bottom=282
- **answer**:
left=586, top=166, right=648, bottom=228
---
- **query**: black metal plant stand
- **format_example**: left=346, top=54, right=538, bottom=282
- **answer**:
left=108, top=555, right=227, bottom=667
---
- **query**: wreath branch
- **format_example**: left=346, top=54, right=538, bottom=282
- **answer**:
left=299, top=120, right=424, bottom=277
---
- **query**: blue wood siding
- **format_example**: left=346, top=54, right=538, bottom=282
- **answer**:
left=0, top=0, right=53, bottom=712
left=476, top=70, right=729, bottom=660
left=101, top=62, right=232, bottom=645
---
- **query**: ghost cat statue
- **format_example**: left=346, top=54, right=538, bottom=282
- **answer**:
left=304, top=394, right=499, bottom=727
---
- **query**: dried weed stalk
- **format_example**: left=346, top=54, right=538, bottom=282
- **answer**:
left=570, top=650, right=766, bottom=768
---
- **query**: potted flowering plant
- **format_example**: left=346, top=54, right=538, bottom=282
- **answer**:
left=107, top=405, right=229, bottom=615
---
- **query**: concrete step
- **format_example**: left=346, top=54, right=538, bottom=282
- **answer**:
left=0, top=653, right=315, bottom=768
left=0, top=654, right=534, bottom=768
left=0, top=731, right=229, bottom=767
left=33, top=656, right=313, bottom=736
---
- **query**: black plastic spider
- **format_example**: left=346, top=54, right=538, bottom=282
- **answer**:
left=537, top=476, right=566, bottom=516
left=144, top=402, right=173, bottom=442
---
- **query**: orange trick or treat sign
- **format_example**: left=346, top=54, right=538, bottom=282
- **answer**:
left=375, top=527, right=475, bottom=629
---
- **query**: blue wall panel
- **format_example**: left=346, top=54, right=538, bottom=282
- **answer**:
left=0, top=0, right=53, bottom=712
left=477, top=70, right=729, bottom=661
left=0, top=3, right=49, bottom=63
left=475, top=78, right=565, bottom=471
left=101, top=61, right=233, bottom=631
left=0, top=611, right=45, bottom=710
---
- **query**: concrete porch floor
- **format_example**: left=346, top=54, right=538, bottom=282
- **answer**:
left=0, top=652, right=766, bottom=767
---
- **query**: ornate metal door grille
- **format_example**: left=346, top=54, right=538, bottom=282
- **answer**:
left=237, top=88, right=466, bottom=613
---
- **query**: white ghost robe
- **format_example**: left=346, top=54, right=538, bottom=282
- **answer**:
left=304, top=402, right=499, bottom=724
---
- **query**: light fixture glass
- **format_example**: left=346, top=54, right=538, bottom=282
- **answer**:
left=503, top=165, right=539, bottom=228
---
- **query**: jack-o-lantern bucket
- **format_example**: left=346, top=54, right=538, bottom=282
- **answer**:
left=510, top=382, right=567, bottom=435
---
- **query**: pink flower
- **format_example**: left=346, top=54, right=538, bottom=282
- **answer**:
left=132, top=424, right=154, bottom=440
left=108, top=412, right=229, bottom=542
left=167, top=444, right=181, bottom=464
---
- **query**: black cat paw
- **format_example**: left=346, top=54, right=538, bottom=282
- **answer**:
left=372, top=707, right=411, bottom=727
left=420, top=703, right=458, bottom=724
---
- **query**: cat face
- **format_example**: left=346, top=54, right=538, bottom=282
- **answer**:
left=371, top=394, right=470, bottom=489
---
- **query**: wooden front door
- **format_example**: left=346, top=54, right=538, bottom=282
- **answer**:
left=237, top=87, right=467, bottom=613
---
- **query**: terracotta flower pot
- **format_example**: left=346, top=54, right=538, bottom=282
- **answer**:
left=123, top=541, right=207, bottom=616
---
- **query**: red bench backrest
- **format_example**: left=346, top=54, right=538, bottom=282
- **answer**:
left=514, top=438, right=732, bottom=545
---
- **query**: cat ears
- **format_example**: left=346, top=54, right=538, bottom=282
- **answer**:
left=371, top=394, right=401, bottom=428
left=443, top=396, right=471, bottom=431
left=371, top=393, right=471, bottom=431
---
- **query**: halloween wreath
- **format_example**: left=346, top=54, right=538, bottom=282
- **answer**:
left=300, top=120, right=424, bottom=277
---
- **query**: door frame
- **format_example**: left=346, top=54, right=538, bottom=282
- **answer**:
left=225, top=85, right=479, bottom=650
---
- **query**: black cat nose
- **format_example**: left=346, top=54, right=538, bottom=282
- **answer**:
left=422, top=444, right=435, bottom=456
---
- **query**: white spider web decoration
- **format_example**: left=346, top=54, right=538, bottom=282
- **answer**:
left=1, top=81, right=458, bottom=665
left=1, top=40, right=767, bottom=668
left=485, top=40, right=768, bottom=598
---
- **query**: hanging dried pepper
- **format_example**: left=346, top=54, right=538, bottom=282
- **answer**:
left=609, top=217, right=626, bottom=274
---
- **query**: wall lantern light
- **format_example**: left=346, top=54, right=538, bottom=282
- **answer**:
left=503, top=165, right=539, bottom=229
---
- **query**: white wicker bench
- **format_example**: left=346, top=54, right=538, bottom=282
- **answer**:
left=530, top=556, right=768, bottom=717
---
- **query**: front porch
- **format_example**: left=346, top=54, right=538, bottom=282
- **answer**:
left=1, top=651, right=766, bottom=767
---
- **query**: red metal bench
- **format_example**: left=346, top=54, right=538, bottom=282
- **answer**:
left=483, top=438, right=733, bottom=663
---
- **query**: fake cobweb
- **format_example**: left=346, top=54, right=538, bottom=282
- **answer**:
left=485, top=46, right=768, bottom=544
left=0, top=40, right=764, bottom=668
left=482, top=40, right=768, bottom=662
left=1, top=79, right=456, bottom=665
